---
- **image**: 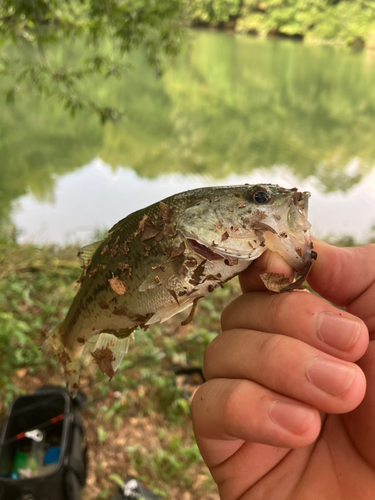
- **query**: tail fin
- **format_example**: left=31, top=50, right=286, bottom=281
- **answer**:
left=43, top=324, right=81, bottom=396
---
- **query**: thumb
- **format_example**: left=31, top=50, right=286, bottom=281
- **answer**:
left=307, top=239, right=375, bottom=309
left=239, top=250, right=295, bottom=293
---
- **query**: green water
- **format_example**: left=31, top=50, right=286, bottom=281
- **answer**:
left=1, top=31, right=375, bottom=238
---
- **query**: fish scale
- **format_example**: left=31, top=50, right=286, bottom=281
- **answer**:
left=44, top=184, right=315, bottom=394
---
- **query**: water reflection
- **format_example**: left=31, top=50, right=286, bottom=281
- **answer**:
left=2, top=32, right=375, bottom=240
left=12, top=158, right=375, bottom=245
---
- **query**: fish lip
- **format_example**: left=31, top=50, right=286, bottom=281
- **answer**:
left=292, top=190, right=310, bottom=207
left=291, top=193, right=313, bottom=272
left=293, top=191, right=312, bottom=269
left=263, top=190, right=312, bottom=275
left=290, top=190, right=310, bottom=221
left=300, top=191, right=310, bottom=219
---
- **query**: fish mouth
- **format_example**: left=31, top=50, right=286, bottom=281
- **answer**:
left=186, top=236, right=266, bottom=262
left=186, top=239, right=224, bottom=261
left=265, top=191, right=312, bottom=275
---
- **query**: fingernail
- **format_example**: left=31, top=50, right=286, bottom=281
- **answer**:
left=307, top=357, right=355, bottom=397
left=317, top=312, right=360, bottom=351
left=270, top=400, right=315, bottom=435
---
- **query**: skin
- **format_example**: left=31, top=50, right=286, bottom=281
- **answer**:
left=191, top=239, right=375, bottom=499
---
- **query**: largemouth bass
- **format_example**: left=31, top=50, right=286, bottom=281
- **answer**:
left=45, top=184, right=315, bottom=394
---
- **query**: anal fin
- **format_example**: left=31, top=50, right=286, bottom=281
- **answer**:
left=81, top=331, right=133, bottom=376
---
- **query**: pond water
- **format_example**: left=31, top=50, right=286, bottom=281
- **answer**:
left=2, top=31, right=375, bottom=244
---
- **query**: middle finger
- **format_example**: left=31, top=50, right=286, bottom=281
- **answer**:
left=204, top=328, right=366, bottom=414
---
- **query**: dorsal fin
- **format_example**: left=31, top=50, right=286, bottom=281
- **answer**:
left=108, top=217, right=126, bottom=235
left=77, top=240, right=103, bottom=266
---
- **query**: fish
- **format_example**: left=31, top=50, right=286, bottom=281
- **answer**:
left=44, top=184, right=316, bottom=394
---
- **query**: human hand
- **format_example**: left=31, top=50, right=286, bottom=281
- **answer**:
left=191, top=239, right=375, bottom=499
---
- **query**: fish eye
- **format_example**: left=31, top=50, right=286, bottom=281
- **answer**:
left=254, top=191, right=271, bottom=204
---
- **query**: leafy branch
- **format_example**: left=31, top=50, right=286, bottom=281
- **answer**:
left=0, top=0, right=188, bottom=122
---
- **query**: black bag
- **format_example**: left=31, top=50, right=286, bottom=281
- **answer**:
left=0, top=386, right=87, bottom=500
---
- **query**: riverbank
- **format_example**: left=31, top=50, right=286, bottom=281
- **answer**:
left=190, top=0, right=375, bottom=50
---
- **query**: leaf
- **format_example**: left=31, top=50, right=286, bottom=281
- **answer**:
left=109, top=473, right=125, bottom=487
left=5, top=88, right=16, bottom=104
left=97, top=425, right=107, bottom=443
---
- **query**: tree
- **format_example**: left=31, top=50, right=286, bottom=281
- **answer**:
left=0, top=0, right=187, bottom=122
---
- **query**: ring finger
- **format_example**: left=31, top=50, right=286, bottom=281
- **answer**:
left=192, top=377, right=321, bottom=460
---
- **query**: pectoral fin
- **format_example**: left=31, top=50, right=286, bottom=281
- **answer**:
left=139, top=263, right=177, bottom=292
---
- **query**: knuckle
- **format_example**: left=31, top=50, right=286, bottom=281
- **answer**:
left=220, top=304, right=230, bottom=331
left=255, top=332, right=294, bottom=368
left=256, top=334, right=282, bottom=365
left=204, top=330, right=244, bottom=379
left=268, top=291, right=300, bottom=326
left=221, top=295, right=247, bottom=331
left=221, top=380, right=247, bottom=435
left=203, top=334, right=221, bottom=376
left=190, top=384, right=204, bottom=421
left=204, top=334, right=216, bottom=360
left=267, top=290, right=317, bottom=333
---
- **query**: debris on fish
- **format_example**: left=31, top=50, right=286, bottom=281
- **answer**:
left=44, top=184, right=315, bottom=394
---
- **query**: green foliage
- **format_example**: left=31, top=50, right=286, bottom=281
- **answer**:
left=90, top=309, right=222, bottom=423
left=190, top=0, right=375, bottom=46
left=247, top=0, right=375, bottom=44
left=97, top=425, right=108, bottom=443
left=0, top=311, right=41, bottom=404
left=0, top=231, right=80, bottom=408
left=307, top=1, right=375, bottom=46
left=126, top=437, right=204, bottom=488
left=237, top=0, right=328, bottom=37
left=1, top=0, right=375, bottom=130
left=191, top=0, right=242, bottom=23
left=0, top=0, right=187, bottom=122
left=1, top=0, right=375, bottom=129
